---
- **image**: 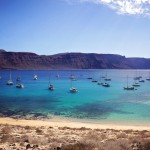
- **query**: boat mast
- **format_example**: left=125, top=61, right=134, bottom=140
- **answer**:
left=10, top=70, right=12, bottom=80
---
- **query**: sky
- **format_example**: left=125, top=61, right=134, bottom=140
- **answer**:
left=0, top=0, right=150, bottom=57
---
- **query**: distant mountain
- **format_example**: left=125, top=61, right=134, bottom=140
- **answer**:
left=0, top=50, right=150, bottom=69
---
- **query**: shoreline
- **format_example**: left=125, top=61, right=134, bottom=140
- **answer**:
left=0, top=117, right=150, bottom=131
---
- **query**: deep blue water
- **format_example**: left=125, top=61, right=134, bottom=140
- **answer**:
left=0, top=69, right=150, bottom=125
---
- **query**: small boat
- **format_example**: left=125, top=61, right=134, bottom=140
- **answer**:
left=102, top=83, right=110, bottom=87
left=134, top=76, right=142, bottom=80
left=87, top=77, right=92, bottom=79
left=72, top=78, right=77, bottom=81
left=70, top=74, right=74, bottom=79
left=48, top=72, right=55, bottom=91
left=104, top=72, right=111, bottom=81
left=7, top=80, right=13, bottom=85
left=16, top=76, right=24, bottom=88
left=132, top=82, right=140, bottom=87
left=124, top=76, right=134, bottom=90
left=92, top=80, right=98, bottom=83
left=70, top=78, right=77, bottom=93
left=33, top=74, right=38, bottom=80
left=124, top=86, right=134, bottom=90
left=146, top=78, right=150, bottom=81
left=6, top=70, right=13, bottom=85
left=146, top=72, right=150, bottom=81
left=104, top=78, right=111, bottom=81
left=48, top=84, right=55, bottom=91
left=16, top=84, right=24, bottom=88
left=70, top=87, right=78, bottom=93
left=139, top=79, right=145, bottom=82
left=97, top=82, right=103, bottom=85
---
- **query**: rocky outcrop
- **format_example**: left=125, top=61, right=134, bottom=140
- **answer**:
left=0, top=50, right=150, bottom=69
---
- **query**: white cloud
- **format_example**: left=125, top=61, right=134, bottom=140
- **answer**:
left=67, top=0, right=150, bottom=16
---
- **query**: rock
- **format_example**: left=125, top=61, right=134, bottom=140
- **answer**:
left=33, top=145, right=38, bottom=148
left=26, top=143, right=31, bottom=149
left=24, top=139, right=29, bottom=143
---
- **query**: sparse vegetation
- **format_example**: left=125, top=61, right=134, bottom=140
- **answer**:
left=0, top=124, right=150, bottom=150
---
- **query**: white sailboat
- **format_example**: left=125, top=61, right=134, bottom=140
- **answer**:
left=6, top=70, right=13, bottom=85
left=132, top=82, right=140, bottom=87
left=146, top=72, right=150, bottom=81
left=70, top=79, right=77, bottom=93
left=102, top=82, right=110, bottom=87
left=33, top=70, right=38, bottom=80
left=104, top=72, right=111, bottom=81
left=124, top=76, right=134, bottom=90
left=48, top=73, right=55, bottom=91
left=16, top=76, right=24, bottom=88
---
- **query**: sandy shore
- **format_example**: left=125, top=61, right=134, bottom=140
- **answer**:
left=0, top=117, right=150, bottom=131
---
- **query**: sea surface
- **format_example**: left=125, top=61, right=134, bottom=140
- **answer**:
left=0, top=69, right=150, bottom=125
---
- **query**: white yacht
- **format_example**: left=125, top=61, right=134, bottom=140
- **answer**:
left=16, top=76, right=24, bottom=88
left=70, top=87, right=78, bottom=93
left=48, top=84, right=55, bottom=91
left=124, top=76, right=134, bottom=90
left=33, top=74, right=38, bottom=80
left=6, top=70, right=13, bottom=85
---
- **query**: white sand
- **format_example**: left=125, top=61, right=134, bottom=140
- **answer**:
left=0, top=117, right=150, bottom=131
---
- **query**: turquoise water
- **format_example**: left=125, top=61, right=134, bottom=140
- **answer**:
left=0, top=69, right=150, bottom=125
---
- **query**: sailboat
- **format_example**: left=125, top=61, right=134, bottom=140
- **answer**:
left=102, top=82, right=110, bottom=87
left=6, top=70, right=13, bottom=85
left=98, top=75, right=104, bottom=85
left=139, top=79, right=145, bottom=82
left=146, top=72, right=150, bottom=81
left=124, top=76, right=134, bottom=90
left=87, top=70, right=92, bottom=79
left=56, top=73, right=60, bottom=78
left=48, top=73, right=55, bottom=91
left=104, top=72, right=111, bottom=81
left=132, top=81, right=140, bottom=87
left=16, top=76, right=24, bottom=88
left=70, top=78, right=78, bottom=93
left=33, top=70, right=38, bottom=80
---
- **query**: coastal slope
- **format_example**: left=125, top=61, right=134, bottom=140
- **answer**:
left=0, top=49, right=150, bottom=69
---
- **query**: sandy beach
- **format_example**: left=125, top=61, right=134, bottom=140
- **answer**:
left=0, top=117, right=150, bottom=131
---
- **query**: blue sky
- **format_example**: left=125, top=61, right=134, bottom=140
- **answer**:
left=0, top=0, right=150, bottom=57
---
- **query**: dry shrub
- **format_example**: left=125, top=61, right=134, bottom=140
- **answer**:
left=1, top=126, right=12, bottom=134
left=63, top=143, right=90, bottom=150
left=124, top=129, right=133, bottom=134
left=77, top=127, right=90, bottom=131
left=35, top=128, right=43, bottom=135
left=48, top=126, right=53, bottom=129
left=81, top=130, right=101, bottom=149
left=20, top=135, right=29, bottom=142
left=29, top=136, right=48, bottom=145
left=94, top=128, right=103, bottom=132
left=116, top=132, right=128, bottom=139
left=143, top=142, right=150, bottom=150
left=139, top=130, right=150, bottom=138
left=58, top=127, right=71, bottom=130
left=102, top=139, right=130, bottom=150
left=24, top=126, right=31, bottom=130
left=0, top=134, right=16, bottom=143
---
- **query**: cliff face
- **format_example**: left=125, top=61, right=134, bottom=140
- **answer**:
left=0, top=50, right=150, bottom=69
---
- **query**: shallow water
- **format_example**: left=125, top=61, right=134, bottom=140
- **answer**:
left=0, top=69, right=150, bottom=125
